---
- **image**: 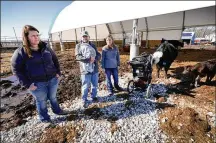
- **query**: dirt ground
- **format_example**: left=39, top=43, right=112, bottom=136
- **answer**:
left=0, top=46, right=215, bottom=142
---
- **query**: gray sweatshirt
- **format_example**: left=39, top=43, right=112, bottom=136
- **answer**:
left=80, top=43, right=96, bottom=73
left=75, top=41, right=101, bottom=74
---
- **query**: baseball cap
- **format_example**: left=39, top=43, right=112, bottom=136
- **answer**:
left=81, top=31, right=89, bottom=37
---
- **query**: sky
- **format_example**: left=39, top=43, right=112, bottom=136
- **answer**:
left=1, top=1, right=72, bottom=40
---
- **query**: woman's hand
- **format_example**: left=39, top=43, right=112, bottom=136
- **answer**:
left=56, top=74, right=62, bottom=81
left=102, top=68, right=106, bottom=73
left=29, top=83, right=37, bottom=91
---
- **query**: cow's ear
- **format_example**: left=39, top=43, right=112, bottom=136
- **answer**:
left=161, top=38, right=165, bottom=43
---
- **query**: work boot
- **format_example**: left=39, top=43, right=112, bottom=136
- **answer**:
left=115, top=86, right=124, bottom=91
left=92, top=97, right=98, bottom=103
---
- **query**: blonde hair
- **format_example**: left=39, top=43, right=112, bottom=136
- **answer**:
left=106, top=34, right=115, bottom=47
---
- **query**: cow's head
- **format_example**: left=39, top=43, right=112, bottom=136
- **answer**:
left=161, top=38, right=167, bottom=43
left=156, top=40, right=170, bottom=52
left=181, top=65, right=195, bottom=82
left=160, top=38, right=184, bottom=49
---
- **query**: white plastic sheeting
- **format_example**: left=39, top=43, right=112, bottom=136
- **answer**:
left=50, top=1, right=215, bottom=41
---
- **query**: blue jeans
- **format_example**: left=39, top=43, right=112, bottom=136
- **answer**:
left=105, top=68, right=119, bottom=93
left=81, top=72, right=99, bottom=102
left=28, top=77, right=62, bottom=121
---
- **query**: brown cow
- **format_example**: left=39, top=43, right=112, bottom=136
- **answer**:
left=182, top=59, right=216, bottom=87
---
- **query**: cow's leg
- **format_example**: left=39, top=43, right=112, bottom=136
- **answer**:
left=190, top=74, right=196, bottom=86
left=195, top=75, right=201, bottom=87
left=164, top=64, right=171, bottom=79
left=190, top=75, right=195, bottom=87
left=206, top=75, right=210, bottom=83
left=207, top=74, right=215, bottom=85
left=209, top=74, right=215, bottom=82
left=156, top=65, right=161, bottom=78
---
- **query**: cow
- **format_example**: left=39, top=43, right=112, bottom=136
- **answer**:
left=182, top=59, right=216, bottom=87
left=152, top=38, right=184, bottom=78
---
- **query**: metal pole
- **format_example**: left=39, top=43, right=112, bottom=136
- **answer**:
left=120, top=21, right=126, bottom=47
left=145, top=18, right=149, bottom=48
left=48, top=33, right=53, bottom=50
left=95, top=25, right=98, bottom=47
left=13, top=27, right=18, bottom=42
left=180, top=11, right=186, bottom=40
left=58, top=32, right=65, bottom=51
left=81, top=27, right=85, bottom=32
left=106, top=24, right=112, bottom=34
left=131, top=19, right=138, bottom=45
left=130, top=19, right=139, bottom=61
left=141, top=31, right=143, bottom=47
left=75, top=29, right=78, bottom=44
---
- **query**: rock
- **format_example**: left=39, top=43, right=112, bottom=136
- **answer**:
left=161, top=117, right=168, bottom=123
left=157, top=97, right=166, bottom=103
left=177, top=126, right=181, bottom=130
left=97, top=138, right=101, bottom=142
left=207, top=112, right=214, bottom=117
left=1, top=72, right=169, bottom=143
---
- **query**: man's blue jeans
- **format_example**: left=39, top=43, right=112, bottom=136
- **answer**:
left=105, top=68, right=119, bottom=93
left=81, top=72, right=99, bottom=102
left=28, top=77, right=62, bottom=122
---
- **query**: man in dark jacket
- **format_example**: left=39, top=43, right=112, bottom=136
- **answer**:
left=75, top=31, right=101, bottom=108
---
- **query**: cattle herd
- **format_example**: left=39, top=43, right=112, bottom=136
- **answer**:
left=150, top=38, right=216, bottom=87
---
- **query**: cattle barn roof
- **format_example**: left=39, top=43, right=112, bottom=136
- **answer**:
left=50, top=1, right=215, bottom=41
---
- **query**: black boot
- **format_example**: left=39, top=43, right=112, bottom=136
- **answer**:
left=115, top=85, right=124, bottom=91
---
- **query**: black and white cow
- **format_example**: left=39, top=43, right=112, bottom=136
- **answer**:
left=152, top=38, right=184, bottom=78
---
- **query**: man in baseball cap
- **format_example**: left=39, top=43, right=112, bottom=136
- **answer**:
left=81, top=30, right=89, bottom=37
left=75, top=31, right=101, bottom=108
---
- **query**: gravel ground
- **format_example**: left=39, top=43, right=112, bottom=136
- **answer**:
left=1, top=73, right=171, bottom=143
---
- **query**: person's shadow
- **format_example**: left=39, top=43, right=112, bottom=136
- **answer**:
left=65, top=84, right=176, bottom=122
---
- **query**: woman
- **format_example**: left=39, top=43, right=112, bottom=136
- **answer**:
left=11, top=25, right=68, bottom=122
left=101, top=35, right=123, bottom=96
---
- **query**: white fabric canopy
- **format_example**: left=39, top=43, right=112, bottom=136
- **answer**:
left=50, top=1, right=215, bottom=41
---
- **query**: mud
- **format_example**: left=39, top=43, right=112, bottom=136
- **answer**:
left=1, top=47, right=215, bottom=142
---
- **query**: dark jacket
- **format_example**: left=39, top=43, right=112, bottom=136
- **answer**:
left=101, top=45, right=120, bottom=69
left=75, top=41, right=101, bottom=74
left=11, top=42, right=61, bottom=88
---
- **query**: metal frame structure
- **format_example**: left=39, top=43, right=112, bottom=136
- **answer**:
left=49, top=1, right=214, bottom=59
